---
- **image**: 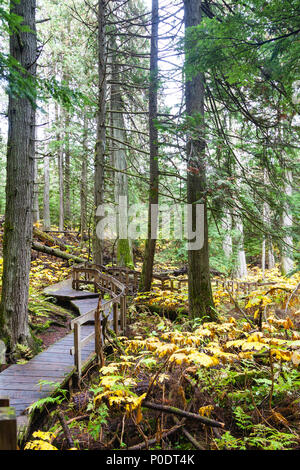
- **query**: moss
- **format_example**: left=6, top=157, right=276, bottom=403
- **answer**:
left=28, top=329, right=43, bottom=355
left=117, top=238, right=134, bottom=268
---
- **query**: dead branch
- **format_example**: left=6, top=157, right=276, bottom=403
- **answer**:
left=57, top=411, right=75, bottom=448
left=142, top=401, right=225, bottom=428
left=127, top=424, right=183, bottom=450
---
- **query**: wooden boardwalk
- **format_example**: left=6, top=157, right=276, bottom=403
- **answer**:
left=0, top=278, right=102, bottom=425
left=0, top=325, right=94, bottom=418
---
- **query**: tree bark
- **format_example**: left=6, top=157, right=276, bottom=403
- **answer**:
left=184, top=0, right=216, bottom=320
left=93, top=0, right=107, bottom=266
left=0, top=0, right=37, bottom=350
left=139, top=0, right=159, bottom=292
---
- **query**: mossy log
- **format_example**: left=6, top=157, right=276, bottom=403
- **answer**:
left=32, top=241, right=86, bottom=264
left=33, top=227, right=67, bottom=251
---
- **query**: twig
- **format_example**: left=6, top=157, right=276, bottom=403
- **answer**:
left=127, top=424, right=183, bottom=450
left=284, top=282, right=300, bottom=315
left=144, top=357, right=170, bottom=401
left=173, top=416, right=205, bottom=450
left=268, top=350, right=274, bottom=411
left=225, top=289, right=256, bottom=328
left=106, top=423, right=121, bottom=448
left=106, top=328, right=127, bottom=355
left=57, top=411, right=75, bottom=448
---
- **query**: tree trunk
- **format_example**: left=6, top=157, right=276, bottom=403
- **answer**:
left=93, top=0, right=107, bottom=266
left=139, top=0, right=159, bottom=292
left=262, top=169, right=274, bottom=275
left=234, top=217, right=247, bottom=279
left=0, top=0, right=37, bottom=350
left=32, top=158, right=40, bottom=224
left=63, top=107, right=71, bottom=228
left=55, top=101, right=64, bottom=231
left=111, top=60, right=134, bottom=268
left=184, top=0, right=216, bottom=320
left=43, top=155, right=51, bottom=231
left=281, top=170, right=294, bottom=275
left=80, top=115, right=88, bottom=242
left=222, top=208, right=233, bottom=260
left=268, top=242, right=275, bottom=269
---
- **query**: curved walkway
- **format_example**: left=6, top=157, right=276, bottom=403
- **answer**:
left=0, top=278, right=104, bottom=427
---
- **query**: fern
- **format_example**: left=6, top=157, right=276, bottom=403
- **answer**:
left=27, top=381, right=68, bottom=414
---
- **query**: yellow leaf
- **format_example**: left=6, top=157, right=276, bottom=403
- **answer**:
left=242, top=342, right=268, bottom=352
left=254, top=309, right=260, bottom=319
left=199, top=405, right=214, bottom=417
left=291, top=351, right=300, bottom=366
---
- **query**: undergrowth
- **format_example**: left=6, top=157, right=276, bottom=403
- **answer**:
left=24, top=266, right=300, bottom=451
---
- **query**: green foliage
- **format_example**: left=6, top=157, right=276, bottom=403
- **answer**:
left=86, top=403, right=109, bottom=440
left=27, top=381, right=68, bottom=414
left=215, top=408, right=298, bottom=450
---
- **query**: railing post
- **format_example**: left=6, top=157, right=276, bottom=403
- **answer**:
left=120, top=295, right=126, bottom=332
left=0, top=398, right=9, bottom=407
left=74, top=323, right=81, bottom=379
left=113, top=303, right=118, bottom=335
left=0, top=399, right=17, bottom=450
left=95, top=308, right=104, bottom=368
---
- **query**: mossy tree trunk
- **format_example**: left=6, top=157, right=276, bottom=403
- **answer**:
left=93, top=0, right=107, bottom=266
left=0, top=0, right=37, bottom=350
left=184, top=0, right=216, bottom=320
left=110, top=59, right=134, bottom=268
left=139, top=0, right=159, bottom=292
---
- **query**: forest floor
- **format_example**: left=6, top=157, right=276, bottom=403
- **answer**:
left=24, top=268, right=300, bottom=451
left=0, top=222, right=300, bottom=451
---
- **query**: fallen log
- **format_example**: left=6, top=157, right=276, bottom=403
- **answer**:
left=33, top=227, right=67, bottom=251
left=32, top=241, right=86, bottom=264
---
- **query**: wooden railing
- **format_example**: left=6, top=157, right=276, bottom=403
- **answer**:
left=0, top=397, right=17, bottom=450
left=103, top=265, right=276, bottom=296
left=70, top=265, right=126, bottom=378
left=70, top=264, right=276, bottom=377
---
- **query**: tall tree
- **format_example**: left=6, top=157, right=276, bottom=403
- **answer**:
left=184, top=0, right=216, bottom=320
left=281, top=169, right=294, bottom=275
left=0, top=0, right=37, bottom=351
left=80, top=113, right=88, bottom=242
left=93, top=0, right=107, bottom=266
left=110, top=60, right=134, bottom=267
left=139, top=0, right=159, bottom=292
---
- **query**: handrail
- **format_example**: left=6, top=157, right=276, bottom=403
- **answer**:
left=103, top=265, right=276, bottom=296
left=70, top=264, right=127, bottom=378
